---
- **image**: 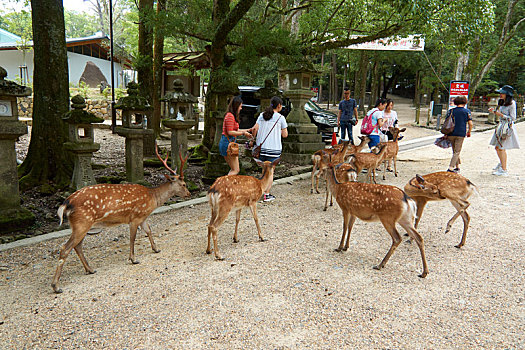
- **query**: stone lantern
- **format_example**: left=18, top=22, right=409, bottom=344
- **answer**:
left=62, top=95, right=104, bottom=190
left=279, top=62, right=324, bottom=165
left=0, top=66, right=35, bottom=231
left=114, top=82, right=154, bottom=183
left=254, top=79, right=283, bottom=114
left=161, top=79, right=198, bottom=171
left=487, top=95, right=499, bottom=125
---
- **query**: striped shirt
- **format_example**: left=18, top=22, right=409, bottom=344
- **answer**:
left=222, top=112, right=239, bottom=137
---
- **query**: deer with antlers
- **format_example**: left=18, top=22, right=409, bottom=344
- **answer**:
left=310, top=136, right=369, bottom=194
left=404, top=171, right=477, bottom=248
left=324, top=163, right=429, bottom=278
left=207, top=159, right=279, bottom=260
left=51, top=144, right=191, bottom=293
left=348, top=143, right=389, bottom=183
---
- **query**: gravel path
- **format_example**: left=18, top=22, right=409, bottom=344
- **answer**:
left=1, top=123, right=524, bottom=349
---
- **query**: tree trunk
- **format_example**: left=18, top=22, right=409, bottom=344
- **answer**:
left=369, top=55, right=379, bottom=105
left=138, top=0, right=154, bottom=104
left=19, top=0, right=72, bottom=191
left=152, top=0, right=166, bottom=138
left=331, top=52, right=338, bottom=106
left=318, top=51, right=324, bottom=103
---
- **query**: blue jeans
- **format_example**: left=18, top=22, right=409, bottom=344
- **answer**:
left=368, top=134, right=380, bottom=148
left=339, top=120, right=354, bottom=144
left=219, top=134, right=235, bottom=157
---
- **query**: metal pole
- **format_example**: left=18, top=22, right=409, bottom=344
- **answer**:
left=109, top=0, right=116, bottom=133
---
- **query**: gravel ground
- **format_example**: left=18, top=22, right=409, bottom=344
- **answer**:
left=0, top=121, right=523, bottom=348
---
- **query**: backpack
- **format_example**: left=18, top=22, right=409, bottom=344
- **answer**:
left=361, top=108, right=378, bottom=135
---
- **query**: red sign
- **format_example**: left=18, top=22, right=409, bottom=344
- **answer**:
left=311, top=87, right=319, bottom=93
left=450, top=81, right=469, bottom=95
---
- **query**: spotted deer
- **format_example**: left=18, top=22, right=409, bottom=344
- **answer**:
left=404, top=172, right=477, bottom=248
left=376, top=127, right=405, bottom=180
left=310, top=136, right=369, bottom=194
left=323, top=153, right=358, bottom=211
left=51, top=145, right=191, bottom=293
left=348, top=143, right=389, bottom=183
left=207, top=159, right=279, bottom=260
left=324, top=163, right=429, bottom=278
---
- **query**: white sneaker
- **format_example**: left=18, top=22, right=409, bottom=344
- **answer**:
left=493, top=169, right=508, bottom=176
left=493, top=163, right=502, bottom=171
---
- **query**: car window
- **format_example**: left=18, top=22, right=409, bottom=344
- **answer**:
left=306, top=100, right=322, bottom=111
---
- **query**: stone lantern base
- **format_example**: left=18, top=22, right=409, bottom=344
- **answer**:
left=0, top=207, right=35, bottom=233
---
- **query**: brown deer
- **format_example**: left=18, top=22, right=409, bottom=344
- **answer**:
left=324, top=163, right=429, bottom=278
left=323, top=155, right=358, bottom=211
left=310, top=136, right=369, bottom=194
left=51, top=145, right=191, bottom=293
left=375, top=127, right=405, bottom=180
left=348, top=143, right=389, bottom=183
left=207, top=158, right=279, bottom=260
left=404, top=172, right=477, bottom=248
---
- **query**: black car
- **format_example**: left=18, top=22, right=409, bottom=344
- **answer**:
left=238, top=86, right=336, bottom=142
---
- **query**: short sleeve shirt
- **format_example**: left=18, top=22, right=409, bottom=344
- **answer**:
left=339, top=99, right=357, bottom=121
left=369, top=108, right=384, bottom=136
left=222, top=112, right=239, bottom=138
left=255, top=112, right=288, bottom=157
left=449, top=107, right=472, bottom=137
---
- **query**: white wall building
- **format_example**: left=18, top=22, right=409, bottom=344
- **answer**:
left=0, top=29, right=131, bottom=88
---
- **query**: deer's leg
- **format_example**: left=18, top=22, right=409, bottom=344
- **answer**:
left=52, top=227, right=90, bottom=293
left=140, top=221, right=160, bottom=253
left=315, top=170, right=322, bottom=194
left=323, top=181, right=331, bottom=211
left=343, top=215, right=357, bottom=251
left=207, top=204, right=219, bottom=254
left=73, top=238, right=95, bottom=274
left=414, top=198, right=428, bottom=229
left=393, top=155, right=398, bottom=177
left=336, top=211, right=351, bottom=252
left=374, top=219, right=402, bottom=271
left=129, top=222, right=140, bottom=264
left=210, top=205, right=233, bottom=260
left=449, top=201, right=470, bottom=248
left=310, top=164, right=317, bottom=193
left=248, top=203, right=264, bottom=242
left=398, top=217, right=429, bottom=278
left=233, top=209, right=241, bottom=243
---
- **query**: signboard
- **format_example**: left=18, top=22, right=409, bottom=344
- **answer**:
left=448, top=80, right=469, bottom=108
left=344, top=35, right=425, bottom=51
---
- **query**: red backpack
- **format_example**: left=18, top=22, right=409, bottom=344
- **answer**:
left=360, top=108, right=378, bottom=135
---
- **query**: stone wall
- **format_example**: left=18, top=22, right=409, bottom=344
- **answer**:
left=18, top=97, right=113, bottom=119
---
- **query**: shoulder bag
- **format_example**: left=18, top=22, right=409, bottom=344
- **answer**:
left=440, top=109, right=455, bottom=135
left=252, top=116, right=281, bottom=159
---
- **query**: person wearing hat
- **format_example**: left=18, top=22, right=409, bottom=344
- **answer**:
left=488, top=85, right=520, bottom=176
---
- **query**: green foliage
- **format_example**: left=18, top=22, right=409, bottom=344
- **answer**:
left=64, top=10, right=99, bottom=38
left=78, top=81, right=90, bottom=98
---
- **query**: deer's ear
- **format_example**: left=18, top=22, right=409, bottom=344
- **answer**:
left=415, top=174, right=425, bottom=183
left=400, top=128, right=407, bottom=132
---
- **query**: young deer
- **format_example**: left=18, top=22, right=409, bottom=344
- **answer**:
left=52, top=145, right=191, bottom=293
left=310, top=136, right=369, bottom=194
left=323, top=153, right=358, bottom=211
left=376, top=127, right=405, bottom=180
left=348, top=143, right=389, bottom=183
left=404, top=171, right=477, bottom=248
left=324, top=163, right=429, bottom=278
left=207, top=159, right=279, bottom=260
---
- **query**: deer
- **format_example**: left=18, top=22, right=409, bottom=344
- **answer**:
left=322, top=152, right=358, bottom=211
left=348, top=143, right=389, bottom=183
left=324, top=163, right=429, bottom=278
left=310, top=136, right=369, bottom=194
left=374, top=127, right=406, bottom=180
left=207, top=158, right=279, bottom=260
left=51, top=144, right=191, bottom=293
left=404, top=171, right=477, bottom=248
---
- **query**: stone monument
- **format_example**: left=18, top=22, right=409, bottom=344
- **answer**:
left=0, top=66, right=35, bottom=231
left=114, top=82, right=154, bottom=183
left=62, top=95, right=104, bottom=190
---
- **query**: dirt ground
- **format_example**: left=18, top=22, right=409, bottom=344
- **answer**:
left=0, top=119, right=523, bottom=348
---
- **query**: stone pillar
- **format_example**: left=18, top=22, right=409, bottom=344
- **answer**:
left=114, top=83, right=154, bottom=183
left=279, top=66, right=325, bottom=165
left=62, top=95, right=103, bottom=190
left=487, top=96, right=498, bottom=125
left=162, top=120, right=195, bottom=171
left=0, top=66, right=35, bottom=231
left=203, top=112, right=232, bottom=183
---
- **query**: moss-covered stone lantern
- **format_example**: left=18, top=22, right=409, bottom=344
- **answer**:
left=62, top=95, right=104, bottom=190
left=0, top=66, right=35, bottom=232
left=279, top=62, right=324, bottom=165
left=114, top=82, right=154, bottom=183
left=161, top=79, right=198, bottom=171
left=255, top=79, right=283, bottom=114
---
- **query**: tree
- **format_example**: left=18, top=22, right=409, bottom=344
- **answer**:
left=137, top=0, right=154, bottom=103
left=19, top=0, right=72, bottom=191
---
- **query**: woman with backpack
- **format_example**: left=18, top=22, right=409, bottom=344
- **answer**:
left=361, top=98, right=387, bottom=148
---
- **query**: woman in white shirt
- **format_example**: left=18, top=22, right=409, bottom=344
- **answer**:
left=381, top=99, right=398, bottom=140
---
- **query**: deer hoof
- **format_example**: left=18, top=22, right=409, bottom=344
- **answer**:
left=334, top=248, right=343, bottom=252
left=153, top=248, right=161, bottom=253
left=52, top=284, right=63, bottom=294
left=323, top=207, right=328, bottom=212
left=419, top=271, right=428, bottom=278
left=215, top=256, right=225, bottom=261
left=372, top=265, right=381, bottom=271
left=454, top=244, right=463, bottom=249
left=310, top=189, right=313, bottom=194
left=86, top=269, right=96, bottom=275
left=233, top=239, right=238, bottom=243
left=259, top=238, right=266, bottom=242
left=395, top=173, right=398, bottom=177
left=130, top=259, right=140, bottom=265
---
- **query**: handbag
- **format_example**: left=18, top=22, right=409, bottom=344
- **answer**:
left=252, top=116, right=281, bottom=158
left=440, top=109, right=455, bottom=135
left=496, top=120, right=512, bottom=142
left=226, top=136, right=239, bottom=157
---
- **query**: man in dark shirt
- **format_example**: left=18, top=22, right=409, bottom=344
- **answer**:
left=338, top=88, right=358, bottom=144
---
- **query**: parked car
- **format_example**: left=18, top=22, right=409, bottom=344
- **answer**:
left=238, top=86, right=336, bottom=142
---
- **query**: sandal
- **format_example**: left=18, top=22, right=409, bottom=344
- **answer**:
left=386, top=168, right=393, bottom=172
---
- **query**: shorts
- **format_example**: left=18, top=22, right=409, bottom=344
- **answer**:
left=219, top=134, right=235, bottom=157
left=258, top=154, right=280, bottom=162
left=368, top=134, right=380, bottom=148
